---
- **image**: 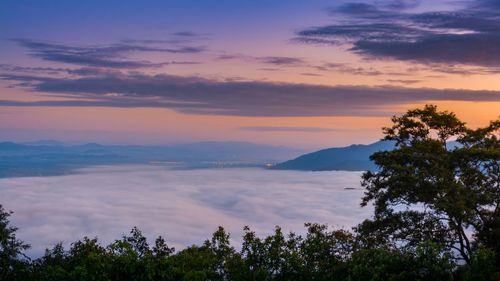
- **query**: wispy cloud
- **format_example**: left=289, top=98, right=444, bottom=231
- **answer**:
left=313, top=63, right=384, bottom=76
left=259, top=56, right=306, bottom=66
left=13, top=39, right=206, bottom=69
left=386, top=79, right=421, bottom=85
left=123, top=31, right=211, bottom=45
left=379, top=0, right=421, bottom=10
left=173, top=31, right=199, bottom=37
left=300, top=72, right=323, bottom=77
left=240, top=126, right=342, bottom=132
left=218, top=53, right=306, bottom=67
left=0, top=64, right=67, bottom=75
left=296, top=0, right=500, bottom=67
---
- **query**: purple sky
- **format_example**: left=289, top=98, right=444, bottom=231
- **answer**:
left=1, top=0, right=499, bottom=148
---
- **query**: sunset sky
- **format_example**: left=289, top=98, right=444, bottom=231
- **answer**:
left=1, top=0, right=499, bottom=149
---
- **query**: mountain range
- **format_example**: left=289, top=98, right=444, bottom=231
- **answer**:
left=273, top=141, right=395, bottom=171
left=0, top=139, right=401, bottom=178
left=0, top=141, right=304, bottom=178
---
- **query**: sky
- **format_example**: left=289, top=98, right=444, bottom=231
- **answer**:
left=1, top=0, right=499, bottom=149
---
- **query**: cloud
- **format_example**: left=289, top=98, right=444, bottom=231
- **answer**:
left=338, top=0, right=420, bottom=13
left=66, top=67, right=126, bottom=77
left=66, top=62, right=201, bottom=76
left=296, top=1, right=500, bottom=67
left=0, top=64, right=67, bottom=75
left=386, top=79, right=421, bottom=85
left=0, top=166, right=369, bottom=257
left=258, top=56, right=306, bottom=66
left=240, top=126, right=341, bottom=132
left=300, top=72, right=323, bottom=77
left=217, top=53, right=306, bottom=67
left=402, top=64, right=500, bottom=76
left=13, top=39, right=205, bottom=68
left=173, top=31, right=198, bottom=37
left=219, top=54, right=383, bottom=76
left=313, top=63, right=384, bottom=76
left=377, top=0, right=421, bottom=10
left=123, top=32, right=211, bottom=45
left=1, top=72, right=500, bottom=117
left=331, top=2, right=394, bottom=18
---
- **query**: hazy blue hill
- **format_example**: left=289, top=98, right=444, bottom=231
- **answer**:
left=22, top=140, right=67, bottom=146
left=273, top=141, right=395, bottom=171
left=164, top=141, right=304, bottom=162
left=0, top=141, right=304, bottom=178
left=0, top=141, right=32, bottom=150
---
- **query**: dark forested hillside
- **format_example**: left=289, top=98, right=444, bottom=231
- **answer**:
left=273, top=141, right=395, bottom=171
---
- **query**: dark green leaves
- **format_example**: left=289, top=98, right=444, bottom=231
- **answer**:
left=360, top=104, right=500, bottom=264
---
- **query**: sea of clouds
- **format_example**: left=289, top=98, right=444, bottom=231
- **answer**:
left=0, top=165, right=371, bottom=257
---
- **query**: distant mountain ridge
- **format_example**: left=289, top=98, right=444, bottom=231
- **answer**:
left=0, top=141, right=304, bottom=178
left=273, top=141, right=395, bottom=171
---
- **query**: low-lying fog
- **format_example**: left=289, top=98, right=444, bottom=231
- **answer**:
left=0, top=165, right=371, bottom=257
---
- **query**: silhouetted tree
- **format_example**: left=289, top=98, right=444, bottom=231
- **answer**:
left=0, top=204, right=30, bottom=280
left=358, top=105, right=499, bottom=263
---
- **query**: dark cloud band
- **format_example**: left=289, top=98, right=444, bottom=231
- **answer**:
left=1, top=72, right=499, bottom=117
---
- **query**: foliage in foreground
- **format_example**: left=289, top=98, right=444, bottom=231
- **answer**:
left=2, top=213, right=498, bottom=281
left=1, top=105, right=499, bottom=280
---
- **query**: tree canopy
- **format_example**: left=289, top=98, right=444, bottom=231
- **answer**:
left=358, top=105, right=499, bottom=264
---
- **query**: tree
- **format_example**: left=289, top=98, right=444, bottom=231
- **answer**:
left=33, top=243, right=70, bottom=281
left=299, top=223, right=353, bottom=281
left=67, top=237, right=108, bottom=281
left=205, top=226, right=237, bottom=280
left=0, top=204, right=30, bottom=280
left=456, top=247, right=499, bottom=281
left=348, top=242, right=454, bottom=281
left=358, top=105, right=499, bottom=263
